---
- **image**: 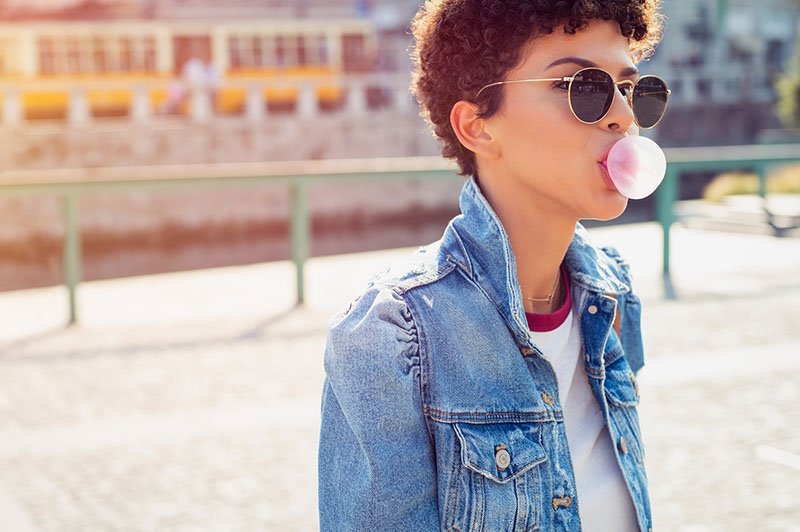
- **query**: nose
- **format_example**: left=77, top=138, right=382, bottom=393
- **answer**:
left=601, top=84, right=637, bottom=133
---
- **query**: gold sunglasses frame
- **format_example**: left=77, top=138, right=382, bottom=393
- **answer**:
left=475, top=67, right=671, bottom=129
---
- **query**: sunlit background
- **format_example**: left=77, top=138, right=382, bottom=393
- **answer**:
left=0, top=0, right=798, bottom=530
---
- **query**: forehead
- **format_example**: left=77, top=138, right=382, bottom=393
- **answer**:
left=517, top=19, right=635, bottom=75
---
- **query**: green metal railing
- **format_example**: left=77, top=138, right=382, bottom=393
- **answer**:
left=1, top=143, right=799, bottom=324
left=0, top=157, right=457, bottom=324
left=655, top=143, right=800, bottom=298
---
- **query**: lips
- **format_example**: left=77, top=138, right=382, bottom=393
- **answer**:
left=598, top=161, right=618, bottom=191
left=598, top=143, right=616, bottom=167
left=598, top=143, right=620, bottom=191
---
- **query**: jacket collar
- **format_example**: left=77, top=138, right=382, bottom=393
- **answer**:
left=441, top=176, right=631, bottom=341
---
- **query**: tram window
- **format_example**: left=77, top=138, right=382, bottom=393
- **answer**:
left=228, top=36, right=242, bottom=69
left=296, top=35, right=326, bottom=66
left=275, top=35, right=286, bottom=67
left=317, top=35, right=328, bottom=65
left=252, top=36, right=263, bottom=67
left=342, top=34, right=366, bottom=73
left=78, top=37, right=93, bottom=73
left=93, top=37, right=107, bottom=73
left=260, top=36, right=276, bottom=67
left=275, top=35, right=300, bottom=67
left=129, top=37, right=142, bottom=71
left=120, top=37, right=132, bottom=71
left=38, top=38, right=54, bottom=75
left=144, top=37, right=156, bottom=72
left=66, top=37, right=80, bottom=73
left=298, top=36, right=306, bottom=66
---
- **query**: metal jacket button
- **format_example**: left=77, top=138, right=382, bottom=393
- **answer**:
left=619, top=436, right=629, bottom=454
left=552, top=495, right=572, bottom=509
left=495, top=444, right=511, bottom=471
left=587, top=305, right=598, bottom=314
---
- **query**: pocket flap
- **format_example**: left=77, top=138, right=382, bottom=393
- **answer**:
left=604, top=367, right=640, bottom=407
left=453, top=422, right=547, bottom=483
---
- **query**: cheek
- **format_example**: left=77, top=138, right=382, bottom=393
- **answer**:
left=493, top=92, right=593, bottom=180
left=504, top=105, right=583, bottom=167
left=510, top=113, right=585, bottom=168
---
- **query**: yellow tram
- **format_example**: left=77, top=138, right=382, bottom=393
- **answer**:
left=0, top=18, right=377, bottom=119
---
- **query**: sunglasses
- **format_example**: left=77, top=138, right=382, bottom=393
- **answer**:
left=476, top=67, right=671, bottom=129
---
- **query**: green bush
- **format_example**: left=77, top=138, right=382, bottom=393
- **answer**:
left=775, top=29, right=800, bottom=128
left=702, top=164, right=800, bottom=202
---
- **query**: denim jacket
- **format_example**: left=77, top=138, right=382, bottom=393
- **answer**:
left=318, top=176, right=651, bottom=531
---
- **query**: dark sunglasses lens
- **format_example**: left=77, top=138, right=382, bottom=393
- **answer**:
left=570, top=69, right=614, bottom=123
left=633, top=77, right=669, bottom=128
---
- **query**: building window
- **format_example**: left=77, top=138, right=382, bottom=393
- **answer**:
left=36, top=34, right=158, bottom=75
left=342, top=34, right=366, bottom=73
left=766, top=39, right=785, bottom=71
left=300, top=35, right=327, bottom=66
left=38, top=37, right=55, bottom=75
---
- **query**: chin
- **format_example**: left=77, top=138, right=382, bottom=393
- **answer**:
left=587, top=197, right=629, bottom=222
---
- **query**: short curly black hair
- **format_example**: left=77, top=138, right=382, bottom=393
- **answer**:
left=410, top=0, right=665, bottom=177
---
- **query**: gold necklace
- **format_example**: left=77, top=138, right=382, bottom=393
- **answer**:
left=521, top=269, right=561, bottom=304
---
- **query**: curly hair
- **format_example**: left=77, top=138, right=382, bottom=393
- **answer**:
left=410, top=0, right=665, bottom=177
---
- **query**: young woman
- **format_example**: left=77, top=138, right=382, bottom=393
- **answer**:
left=319, top=1, right=667, bottom=530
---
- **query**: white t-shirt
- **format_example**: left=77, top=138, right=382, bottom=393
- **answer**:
left=528, top=294, right=639, bottom=530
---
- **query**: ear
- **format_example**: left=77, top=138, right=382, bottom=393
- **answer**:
left=449, top=100, right=501, bottom=160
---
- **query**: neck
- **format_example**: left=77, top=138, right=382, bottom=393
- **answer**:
left=475, top=173, right=577, bottom=315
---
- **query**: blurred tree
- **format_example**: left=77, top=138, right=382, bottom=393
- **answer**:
left=776, top=35, right=800, bottom=128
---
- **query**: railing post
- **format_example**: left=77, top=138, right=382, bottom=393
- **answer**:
left=290, top=180, right=310, bottom=305
left=756, top=161, right=768, bottom=199
left=191, top=87, right=212, bottom=122
left=393, top=84, right=413, bottom=112
left=347, top=81, right=367, bottom=116
left=62, top=193, right=82, bottom=325
left=2, top=88, right=23, bottom=126
left=131, top=85, right=151, bottom=122
left=657, top=166, right=678, bottom=300
left=298, top=84, right=317, bottom=118
left=68, top=87, right=90, bottom=126
left=246, top=83, right=265, bottom=122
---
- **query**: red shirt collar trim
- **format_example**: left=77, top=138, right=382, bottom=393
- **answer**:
left=525, top=264, right=572, bottom=332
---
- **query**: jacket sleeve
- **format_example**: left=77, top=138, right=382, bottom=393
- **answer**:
left=318, top=286, right=440, bottom=531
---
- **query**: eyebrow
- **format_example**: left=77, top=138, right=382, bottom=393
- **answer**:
left=545, top=56, right=639, bottom=77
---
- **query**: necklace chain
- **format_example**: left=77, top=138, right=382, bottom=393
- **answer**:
left=521, top=269, right=561, bottom=304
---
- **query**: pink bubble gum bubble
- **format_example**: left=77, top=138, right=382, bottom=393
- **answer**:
left=605, top=136, right=667, bottom=199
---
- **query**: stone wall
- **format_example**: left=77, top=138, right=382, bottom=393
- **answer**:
left=0, top=111, right=440, bottom=171
left=0, top=111, right=458, bottom=292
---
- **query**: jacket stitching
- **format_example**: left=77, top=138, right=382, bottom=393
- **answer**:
left=425, top=407, right=563, bottom=424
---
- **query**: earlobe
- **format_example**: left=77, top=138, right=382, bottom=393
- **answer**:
left=450, top=100, right=500, bottom=160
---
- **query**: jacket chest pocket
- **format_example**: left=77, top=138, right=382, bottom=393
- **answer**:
left=441, top=421, right=548, bottom=532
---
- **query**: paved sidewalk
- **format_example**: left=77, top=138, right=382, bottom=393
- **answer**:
left=0, top=221, right=798, bottom=531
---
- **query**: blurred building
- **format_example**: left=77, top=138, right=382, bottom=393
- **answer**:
left=2, top=0, right=798, bottom=167
left=641, top=0, right=799, bottom=146
left=0, top=0, right=440, bottom=170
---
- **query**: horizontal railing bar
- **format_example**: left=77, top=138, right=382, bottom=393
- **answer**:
left=3, top=145, right=800, bottom=194
left=0, top=170, right=462, bottom=196
left=2, top=146, right=798, bottom=323
left=663, top=144, right=800, bottom=164
left=0, top=157, right=459, bottom=194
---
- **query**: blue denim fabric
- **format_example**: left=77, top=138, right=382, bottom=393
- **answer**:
left=319, top=176, right=651, bottom=531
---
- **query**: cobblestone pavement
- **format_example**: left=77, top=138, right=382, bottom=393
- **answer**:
left=0, top=222, right=798, bottom=531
